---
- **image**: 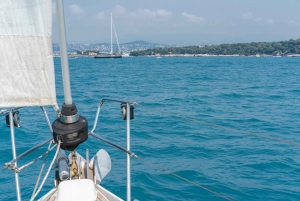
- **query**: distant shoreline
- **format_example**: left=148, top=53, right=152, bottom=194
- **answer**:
left=129, top=39, right=300, bottom=57
left=54, top=54, right=300, bottom=58
left=144, top=54, right=300, bottom=57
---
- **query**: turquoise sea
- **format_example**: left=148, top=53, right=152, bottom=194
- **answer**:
left=1, top=57, right=300, bottom=201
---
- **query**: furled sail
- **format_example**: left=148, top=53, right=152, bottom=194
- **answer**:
left=0, top=0, right=57, bottom=107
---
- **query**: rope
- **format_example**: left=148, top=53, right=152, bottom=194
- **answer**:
left=30, top=140, right=61, bottom=201
left=137, top=104, right=300, bottom=147
left=1, top=142, right=56, bottom=173
left=31, top=141, right=53, bottom=198
left=17, top=144, right=56, bottom=172
left=135, top=156, right=232, bottom=201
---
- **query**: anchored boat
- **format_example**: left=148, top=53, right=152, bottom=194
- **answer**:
left=95, top=13, right=122, bottom=59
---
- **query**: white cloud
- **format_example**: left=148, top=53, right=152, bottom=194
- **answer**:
left=136, top=8, right=173, bottom=18
left=243, top=12, right=253, bottom=20
left=69, top=4, right=85, bottom=16
left=108, top=5, right=172, bottom=20
left=96, top=12, right=106, bottom=20
left=267, top=19, right=274, bottom=24
left=243, top=12, right=264, bottom=23
left=182, top=12, right=205, bottom=23
left=288, top=20, right=300, bottom=27
left=156, top=9, right=173, bottom=17
left=112, top=5, right=127, bottom=15
left=137, top=9, right=155, bottom=17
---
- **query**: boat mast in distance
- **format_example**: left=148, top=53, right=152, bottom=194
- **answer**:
left=95, top=13, right=122, bottom=59
left=110, top=13, right=113, bottom=55
left=112, top=13, right=121, bottom=55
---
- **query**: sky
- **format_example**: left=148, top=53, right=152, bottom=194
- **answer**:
left=52, top=0, right=300, bottom=46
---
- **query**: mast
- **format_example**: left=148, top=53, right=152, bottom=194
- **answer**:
left=53, top=0, right=88, bottom=152
left=110, top=13, right=113, bottom=55
left=56, top=0, right=72, bottom=105
left=112, top=18, right=121, bottom=54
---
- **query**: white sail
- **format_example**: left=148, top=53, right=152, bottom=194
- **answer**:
left=0, top=0, right=57, bottom=108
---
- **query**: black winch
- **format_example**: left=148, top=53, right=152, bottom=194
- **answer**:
left=52, top=103, right=88, bottom=151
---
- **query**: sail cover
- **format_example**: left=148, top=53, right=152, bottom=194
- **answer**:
left=0, top=0, right=57, bottom=107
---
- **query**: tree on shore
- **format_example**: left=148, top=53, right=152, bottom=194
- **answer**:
left=130, top=39, right=300, bottom=56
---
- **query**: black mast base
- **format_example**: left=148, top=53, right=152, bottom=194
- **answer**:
left=52, top=103, right=88, bottom=151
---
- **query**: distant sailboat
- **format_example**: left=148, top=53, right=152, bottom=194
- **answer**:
left=95, top=13, right=122, bottom=59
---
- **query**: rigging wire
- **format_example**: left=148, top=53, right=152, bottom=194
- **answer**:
left=91, top=133, right=232, bottom=201
left=135, top=155, right=232, bottom=201
left=31, top=141, right=53, bottom=198
left=0, top=142, right=56, bottom=173
left=16, top=144, right=56, bottom=172
left=137, top=104, right=300, bottom=147
left=30, top=140, right=61, bottom=201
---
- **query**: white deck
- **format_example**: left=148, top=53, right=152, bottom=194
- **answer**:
left=38, top=179, right=123, bottom=201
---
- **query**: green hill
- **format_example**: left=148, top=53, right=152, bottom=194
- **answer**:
left=130, top=39, right=300, bottom=56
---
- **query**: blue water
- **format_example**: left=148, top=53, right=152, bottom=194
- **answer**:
left=1, top=57, right=300, bottom=201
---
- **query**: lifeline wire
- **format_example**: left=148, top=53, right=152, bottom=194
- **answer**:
left=91, top=133, right=232, bottom=201
left=30, top=140, right=61, bottom=201
left=136, top=156, right=233, bottom=201
left=137, top=104, right=300, bottom=147
left=31, top=141, right=53, bottom=198
left=17, top=144, right=56, bottom=172
left=1, top=142, right=56, bottom=173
